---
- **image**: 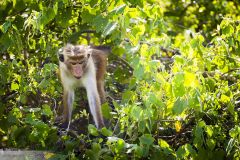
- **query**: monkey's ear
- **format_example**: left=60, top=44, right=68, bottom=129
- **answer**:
left=59, top=54, right=64, bottom=62
left=87, top=53, right=91, bottom=59
left=87, top=48, right=92, bottom=59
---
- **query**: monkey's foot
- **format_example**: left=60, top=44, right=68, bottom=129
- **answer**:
left=55, top=115, right=65, bottom=123
left=97, top=122, right=105, bottom=129
left=55, top=116, right=69, bottom=129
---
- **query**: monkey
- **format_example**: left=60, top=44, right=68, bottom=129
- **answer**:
left=57, top=44, right=109, bottom=130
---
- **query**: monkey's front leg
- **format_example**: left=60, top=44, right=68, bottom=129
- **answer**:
left=61, top=89, right=74, bottom=130
left=97, top=80, right=106, bottom=104
left=84, top=78, right=105, bottom=129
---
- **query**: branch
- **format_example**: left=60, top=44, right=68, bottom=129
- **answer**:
left=221, top=68, right=240, bottom=76
left=2, top=91, right=18, bottom=102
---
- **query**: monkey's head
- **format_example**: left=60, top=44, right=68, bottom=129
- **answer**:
left=58, top=44, right=91, bottom=79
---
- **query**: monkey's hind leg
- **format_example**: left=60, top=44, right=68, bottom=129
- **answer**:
left=97, top=80, right=106, bottom=104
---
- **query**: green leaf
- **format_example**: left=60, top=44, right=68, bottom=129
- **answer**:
left=206, top=138, right=216, bottom=151
left=11, top=82, right=19, bottom=91
left=1, top=21, right=11, bottom=33
left=220, top=94, right=230, bottom=103
left=184, top=72, right=199, bottom=88
left=229, top=126, right=240, bottom=138
left=131, top=105, right=142, bottom=121
left=122, top=90, right=134, bottom=103
left=226, top=138, right=235, bottom=155
left=39, top=79, right=49, bottom=89
left=65, top=140, right=76, bottom=151
left=112, top=46, right=126, bottom=56
left=176, top=145, right=186, bottom=159
left=107, top=136, right=121, bottom=143
left=133, top=64, right=144, bottom=80
left=12, top=0, right=16, bottom=7
left=205, top=78, right=216, bottom=91
left=93, top=143, right=101, bottom=152
left=134, top=145, right=144, bottom=158
left=53, top=2, right=58, bottom=14
left=8, top=108, right=22, bottom=124
left=139, top=134, right=154, bottom=146
left=56, top=7, right=72, bottom=28
left=176, top=144, right=196, bottom=159
left=92, top=15, right=108, bottom=33
left=158, top=139, right=169, bottom=147
left=101, top=103, right=111, bottom=119
left=158, top=139, right=175, bottom=156
left=138, top=120, right=146, bottom=133
left=174, top=55, right=185, bottom=64
left=147, top=92, right=163, bottom=107
left=42, top=104, right=53, bottom=117
left=205, top=125, right=213, bottom=137
left=0, top=33, right=13, bottom=50
left=172, top=72, right=185, bottom=97
left=102, top=22, right=118, bottom=37
left=190, top=34, right=204, bottom=49
left=193, top=121, right=205, bottom=148
left=172, top=97, right=187, bottom=115
left=88, top=124, right=99, bottom=136
left=101, top=127, right=113, bottom=137
left=115, top=139, right=125, bottom=153
left=129, top=44, right=140, bottom=54
left=132, top=24, right=145, bottom=37
left=222, top=24, right=234, bottom=36
left=109, top=4, right=126, bottom=15
left=38, top=8, right=56, bottom=30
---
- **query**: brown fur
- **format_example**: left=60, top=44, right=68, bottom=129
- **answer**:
left=92, top=49, right=108, bottom=103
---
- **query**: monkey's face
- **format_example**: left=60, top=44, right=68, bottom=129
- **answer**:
left=66, top=54, right=90, bottom=79
left=58, top=44, right=91, bottom=79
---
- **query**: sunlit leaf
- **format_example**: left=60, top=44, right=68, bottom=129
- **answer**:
left=172, top=97, right=187, bottom=115
left=1, top=21, right=11, bottom=33
left=42, top=104, right=53, bottom=117
left=226, top=138, right=235, bottom=155
left=184, top=72, right=199, bottom=88
left=102, top=22, right=118, bottom=37
left=172, top=72, right=185, bottom=97
left=109, top=4, right=126, bottom=15
left=139, top=134, right=154, bottom=146
left=206, top=138, right=216, bottom=151
left=101, top=127, right=113, bottom=137
left=131, top=105, right=142, bottom=121
left=11, top=82, right=19, bottom=91
left=101, top=103, right=111, bottom=119
left=88, top=124, right=99, bottom=136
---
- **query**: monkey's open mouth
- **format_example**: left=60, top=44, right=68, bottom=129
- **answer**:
left=74, top=76, right=81, bottom=79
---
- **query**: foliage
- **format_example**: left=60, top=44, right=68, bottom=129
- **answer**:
left=0, top=0, right=239, bottom=159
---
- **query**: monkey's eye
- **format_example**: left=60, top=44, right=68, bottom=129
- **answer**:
left=79, top=61, right=85, bottom=64
left=71, top=62, right=77, bottom=65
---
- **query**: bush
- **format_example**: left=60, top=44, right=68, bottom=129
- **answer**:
left=0, top=0, right=239, bottom=159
